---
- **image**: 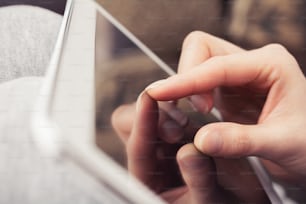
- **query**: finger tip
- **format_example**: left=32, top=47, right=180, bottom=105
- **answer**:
left=194, top=127, right=223, bottom=156
left=145, top=79, right=167, bottom=93
left=177, top=144, right=212, bottom=172
left=177, top=144, right=200, bottom=163
left=136, top=91, right=157, bottom=113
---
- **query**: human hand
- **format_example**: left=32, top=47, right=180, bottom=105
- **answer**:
left=146, top=32, right=306, bottom=192
left=177, top=31, right=264, bottom=124
left=112, top=92, right=269, bottom=203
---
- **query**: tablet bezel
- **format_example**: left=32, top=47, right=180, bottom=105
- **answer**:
left=31, top=0, right=166, bottom=203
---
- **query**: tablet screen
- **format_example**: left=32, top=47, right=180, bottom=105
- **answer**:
left=94, top=4, right=214, bottom=168
left=95, top=11, right=170, bottom=166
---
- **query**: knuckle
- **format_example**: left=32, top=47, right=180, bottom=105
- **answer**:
left=263, top=44, right=298, bottom=73
left=265, top=43, right=287, bottom=51
left=183, top=31, right=208, bottom=49
left=263, top=43, right=290, bottom=58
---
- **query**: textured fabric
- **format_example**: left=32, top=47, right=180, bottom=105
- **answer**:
left=0, top=77, right=119, bottom=204
left=0, top=5, right=61, bottom=83
left=0, top=0, right=66, bottom=14
left=0, top=6, right=112, bottom=204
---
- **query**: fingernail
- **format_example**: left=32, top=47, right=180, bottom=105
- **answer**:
left=145, top=79, right=167, bottom=91
left=189, top=95, right=209, bottom=114
left=161, top=120, right=184, bottom=143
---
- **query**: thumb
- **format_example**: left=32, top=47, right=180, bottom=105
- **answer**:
left=194, top=122, right=279, bottom=159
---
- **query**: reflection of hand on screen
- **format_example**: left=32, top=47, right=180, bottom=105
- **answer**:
left=112, top=92, right=269, bottom=203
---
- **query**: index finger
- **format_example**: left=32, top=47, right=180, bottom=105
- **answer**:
left=147, top=44, right=296, bottom=101
left=178, top=31, right=244, bottom=74
left=127, top=92, right=160, bottom=188
left=177, top=32, right=245, bottom=114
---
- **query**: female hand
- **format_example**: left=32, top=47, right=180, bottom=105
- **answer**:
left=146, top=31, right=306, bottom=193
left=112, top=93, right=269, bottom=203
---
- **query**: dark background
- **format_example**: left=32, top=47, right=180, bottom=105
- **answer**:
left=0, top=0, right=66, bottom=14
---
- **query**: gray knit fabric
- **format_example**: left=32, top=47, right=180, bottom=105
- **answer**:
left=0, top=5, right=61, bottom=82
left=0, top=6, right=118, bottom=204
left=0, top=77, right=123, bottom=204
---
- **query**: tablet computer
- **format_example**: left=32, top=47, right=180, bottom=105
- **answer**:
left=31, top=0, right=281, bottom=203
left=31, top=0, right=167, bottom=203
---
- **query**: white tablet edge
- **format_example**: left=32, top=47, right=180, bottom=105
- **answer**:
left=31, top=0, right=166, bottom=203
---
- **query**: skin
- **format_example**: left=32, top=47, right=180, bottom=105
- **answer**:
left=147, top=32, right=306, bottom=193
left=112, top=31, right=306, bottom=203
left=112, top=94, right=268, bottom=203
left=110, top=31, right=303, bottom=203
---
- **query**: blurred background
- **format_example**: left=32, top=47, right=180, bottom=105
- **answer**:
left=96, top=0, right=306, bottom=73
left=0, top=0, right=66, bottom=14
left=3, top=0, right=305, bottom=72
